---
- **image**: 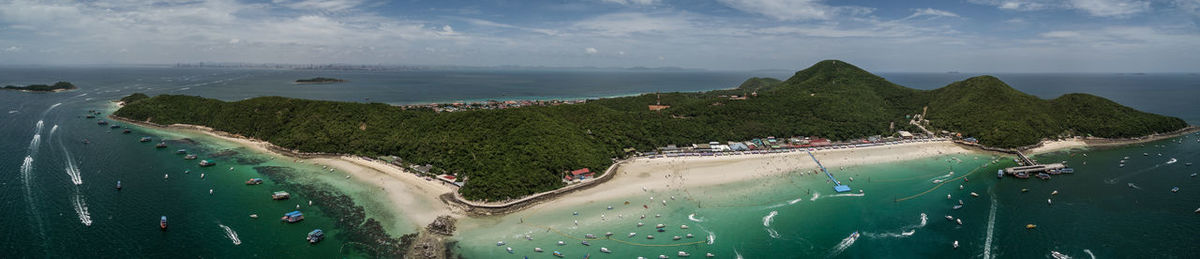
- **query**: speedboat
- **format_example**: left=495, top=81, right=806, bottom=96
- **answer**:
left=1026, top=224, right=1037, bottom=229
left=1171, top=187, right=1179, bottom=193
left=849, top=231, right=859, bottom=239
left=647, top=235, right=654, bottom=239
left=1051, top=190, right=1059, bottom=195
left=1191, top=173, right=1197, bottom=177
left=945, top=215, right=954, bottom=221
left=534, top=247, right=543, bottom=252
left=600, top=247, right=611, bottom=253
left=686, top=233, right=694, bottom=238
left=1047, top=199, right=1052, bottom=205
left=496, top=241, right=505, bottom=246
left=658, top=255, right=668, bottom=259
left=116, top=181, right=122, bottom=190
left=678, top=251, right=691, bottom=257
left=553, top=251, right=563, bottom=257
left=637, top=222, right=644, bottom=227
left=557, top=241, right=565, bottom=246
left=1167, top=158, right=1178, bottom=164
left=952, top=205, right=963, bottom=210
left=706, top=253, right=715, bottom=257
left=1051, top=251, right=1069, bottom=259
left=505, top=247, right=513, bottom=254
left=956, top=219, right=962, bottom=225
left=680, top=225, right=688, bottom=229
left=959, top=185, right=964, bottom=190
left=656, top=224, right=666, bottom=228
left=629, top=232, right=637, bottom=237
left=673, top=236, right=681, bottom=240
left=160, top=216, right=168, bottom=230
left=605, top=232, right=613, bottom=237
left=953, top=240, right=959, bottom=249
left=970, top=192, right=979, bottom=197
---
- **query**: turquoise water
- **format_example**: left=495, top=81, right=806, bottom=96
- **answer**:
left=454, top=141, right=1200, bottom=258
left=2, top=67, right=1198, bottom=257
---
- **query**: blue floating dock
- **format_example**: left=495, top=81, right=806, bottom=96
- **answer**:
left=806, top=149, right=852, bottom=193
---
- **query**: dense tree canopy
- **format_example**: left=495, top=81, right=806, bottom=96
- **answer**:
left=114, top=60, right=1188, bottom=201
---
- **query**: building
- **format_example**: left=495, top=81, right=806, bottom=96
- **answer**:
left=898, top=131, right=914, bottom=139
left=565, top=168, right=594, bottom=181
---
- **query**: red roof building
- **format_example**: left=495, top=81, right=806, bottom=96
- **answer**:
left=565, top=168, right=594, bottom=181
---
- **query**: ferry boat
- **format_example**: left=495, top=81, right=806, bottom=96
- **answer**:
left=156, top=142, right=168, bottom=148
left=160, top=216, right=168, bottom=230
left=281, top=211, right=304, bottom=223
left=198, top=160, right=215, bottom=167
left=139, top=137, right=152, bottom=142
left=246, top=178, right=263, bottom=185
left=184, top=154, right=198, bottom=160
left=116, top=181, right=122, bottom=190
left=307, top=229, right=324, bottom=244
left=272, top=191, right=291, bottom=200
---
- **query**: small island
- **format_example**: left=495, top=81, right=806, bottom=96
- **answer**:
left=3, top=81, right=78, bottom=92
left=294, top=77, right=346, bottom=84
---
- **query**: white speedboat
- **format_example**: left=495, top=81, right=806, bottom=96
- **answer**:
left=601, top=247, right=611, bottom=253
left=945, top=215, right=954, bottom=221
left=678, top=251, right=691, bottom=257
left=1167, top=158, right=1178, bottom=164
left=534, top=247, right=543, bottom=252
left=496, top=241, right=504, bottom=246
left=953, top=240, right=959, bottom=249
left=557, top=241, right=564, bottom=246
left=970, top=192, right=979, bottom=197
left=629, top=232, right=637, bottom=237
left=956, top=218, right=962, bottom=225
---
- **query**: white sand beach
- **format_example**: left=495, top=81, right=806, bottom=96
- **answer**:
left=1027, top=139, right=1089, bottom=155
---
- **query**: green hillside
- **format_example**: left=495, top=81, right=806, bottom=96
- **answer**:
left=114, top=60, right=1187, bottom=201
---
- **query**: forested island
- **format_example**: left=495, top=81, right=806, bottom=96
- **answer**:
left=3, top=81, right=77, bottom=92
left=294, top=77, right=346, bottom=84
left=113, top=60, right=1188, bottom=201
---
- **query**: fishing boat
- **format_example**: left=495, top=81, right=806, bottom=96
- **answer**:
left=139, top=137, right=151, bottom=142
left=198, top=160, right=215, bottom=167
left=160, top=216, right=167, bottom=230
left=953, top=240, right=959, bottom=249
left=184, top=154, right=197, bottom=160
left=246, top=178, right=263, bottom=185
left=1171, top=187, right=1180, bottom=193
left=1168, top=158, right=1178, bottom=164
left=281, top=211, right=304, bottom=223
left=116, top=181, right=122, bottom=190
left=679, top=251, right=691, bottom=257
left=600, top=247, right=611, bottom=253
left=307, top=229, right=325, bottom=244
left=273, top=191, right=291, bottom=200
left=1025, top=224, right=1037, bottom=229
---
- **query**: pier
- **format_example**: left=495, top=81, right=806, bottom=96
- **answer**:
left=1001, top=150, right=1068, bottom=178
left=806, top=150, right=851, bottom=192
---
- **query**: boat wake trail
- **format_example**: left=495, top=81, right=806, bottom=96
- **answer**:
left=64, top=152, right=83, bottom=185
left=763, top=211, right=778, bottom=227
left=826, top=232, right=859, bottom=258
left=788, top=196, right=805, bottom=204
left=810, top=192, right=821, bottom=201
left=28, top=134, right=41, bottom=151
left=1126, top=183, right=1142, bottom=190
left=929, top=171, right=954, bottom=182
left=983, top=196, right=998, bottom=259
left=49, top=125, right=58, bottom=138
left=219, top=224, right=242, bottom=245
left=827, top=193, right=866, bottom=198
left=21, top=155, right=34, bottom=182
left=688, top=213, right=704, bottom=222
left=865, top=213, right=926, bottom=239
left=765, top=228, right=781, bottom=239
left=1104, top=164, right=1165, bottom=184
left=72, top=194, right=92, bottom=226
left=1083, top=249, right=1095, bottom=259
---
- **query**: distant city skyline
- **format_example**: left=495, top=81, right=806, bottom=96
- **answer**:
left=1, top=0, right=1198, bottom=72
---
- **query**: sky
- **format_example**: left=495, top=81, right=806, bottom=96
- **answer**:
left=0, top=0, right=1198, bottom=72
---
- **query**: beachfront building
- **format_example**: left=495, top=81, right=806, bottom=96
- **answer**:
left=898, top=131, right=914, bottom=139
left=564, top=168, right=594, bottom=181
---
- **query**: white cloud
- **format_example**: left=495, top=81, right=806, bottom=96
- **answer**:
left=1067, top=0, right=1150, bottom=17
left=572, top=12, right=693, bottom=36
left=4, top=46, right=20, bottom=52
left=600, top=0, right=660, bottom=5
left=229, top=38, right=240, bottom=44
left=969, top=0, right=1150, bottom=17
left=585, top=47, right=599, bottom=54
left=456, top=17, right=558, bottom=35
left=905, top=8, right=961, bottom=19
left=278, top=0, right=365, bottom=11
left=717, top=0, right=872, bottom=21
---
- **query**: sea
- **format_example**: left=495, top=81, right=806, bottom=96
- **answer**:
left=1, top=66, right=1197, bottom=258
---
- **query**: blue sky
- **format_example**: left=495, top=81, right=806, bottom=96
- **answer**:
left=0, top=0, right=1197, bottom=72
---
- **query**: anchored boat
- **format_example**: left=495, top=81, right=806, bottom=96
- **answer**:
left=281, top=211, right=304, bottom=223
left=307, top=229, right=324, bottom=244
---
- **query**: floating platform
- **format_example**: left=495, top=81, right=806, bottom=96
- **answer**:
left=833, top=185, right=851, bottom=193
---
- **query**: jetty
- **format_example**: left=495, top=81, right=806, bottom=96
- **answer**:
left=806, top=149, right=851, bottom=192
left=1001, top=150, right=1067, bottom=178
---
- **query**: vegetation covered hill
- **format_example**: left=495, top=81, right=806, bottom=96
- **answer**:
left=114, top=60, right=1187, bottom=201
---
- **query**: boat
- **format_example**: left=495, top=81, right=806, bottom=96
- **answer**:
left=281, top=211, right=304, bottom=223
left=1168, top=158, right=1178, bottom=164
left=686, top=233, right=694, bottom=238
left=1187, top=163, right=1193, bottom=166
left=1047, top=199, right=1052, bottom=205
left=585, top=234, right=596, bottom=239
left=1051, top=190, right=1059, bottom=195
left=656, top=224, right=665, bottom=228
left=176, top=149, right=187, bottom=154
left=997, top=169, right=1004, bottom=178
left=607, top=206, right=613, bottom=210
left=706, top=253, right=715, bottom=257
left=1015, top=172, right=1030, bottom=179
left=209, top=189, right=213, bottom=195
left=947, top=194, right=951, bottom=199
left=604, top=232, right=613, bottom=237
left=647, top=235, right=654, bottom=239
left=506, top=247, right=513, bottom=253
left=1128, top=183, right=1136, bottom=189
left=945, top=215, right=954, bottom=221
left=1144, top=153, right=1149, bottom=156
left=959, top=185, right=964, bottom=190
left=629, top=232, right=637, bottom=237
left=160, top=216, right=167, bottom=230
left=1195, top=208, right=1199, bottom=213
left=198, top=160, right=215, bottom=167
left=1051, top=251, right=1069, bottom=259
left=110, top=124, right=120, bottom=129
left=200, top=173, right=205, bottom=179
left=307, top=229, right=325, bottom=244
left=1026, top=224, right=1037, bottom=229
left=952, top=205, right=963, bottom=210
left=680, top=225, right=688, bottom=229
left=184, top=154, right=197, bottom=160
left=250, top=214, right=258, bottom=219
left=959, top=200, right=964, bottom=205
left=116, top=181, right=122, bottom=190
left=558, top=241, right=565, bottom=246
left=164, top=174, right=168, bottom=179
left=970, top=192, right=979, bottom=197
left=953, top=240, right=959, bottom=249
left=246, top=178, right=263, bottom=185
left=956, top=219, right=962, bottom=225
left=849, top=231, right=859, bottom=239
left=1059, top=168, right=1074, bottom=173
left=273, top=191, right=291, bottom=200
left=658, top=228, right=665, bottom=232
left=97, top=120, right=108, bottom=125
left=553, top=251, right=563, bottom=257
left=86, top=114, right=95, bottom=118
left=1171, top=187, right=1179, bottom=193
left=600, top=247, right=611, bottom=253
left=122, top=129, right=131, bottom=134
left=673, top=236, right=681, bottom=240
left=1021, top=188, right=1028, bottom=192
left=679, top=251, right=691, bottom=257
left=1036, top=173, right=1050, bottom=180
left=139, top=137, right=151, bottom=142
left=637, top=222, right=644, bottom=227
left=535, top=247, right=543, bottom=252
left=1192, top=173, right=1197, bottom=177
left=659, top=256, right=668, bottom=259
